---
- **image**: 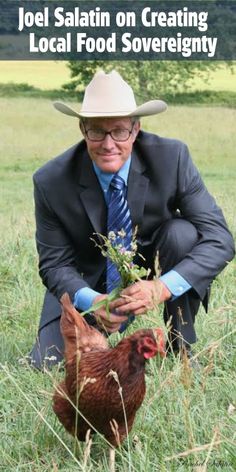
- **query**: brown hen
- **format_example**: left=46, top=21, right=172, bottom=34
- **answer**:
left=53, top=293, right=165, bottom=453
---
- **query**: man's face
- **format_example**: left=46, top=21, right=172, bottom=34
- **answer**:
left=80, top=117, right=140, bottom=173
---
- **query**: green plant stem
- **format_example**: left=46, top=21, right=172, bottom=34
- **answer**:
left=80, top=287, right=120, bottom=316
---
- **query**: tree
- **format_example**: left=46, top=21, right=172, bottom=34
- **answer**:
left=63, top=61, right=226, bottom=101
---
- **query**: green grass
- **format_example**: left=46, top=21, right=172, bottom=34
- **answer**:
left=1, top=83, right=236, bottom=107
left=1, top=62, right=236, bottom=106
left=189, top=64, right=236, bottom=93
left=0, top=61, right=70, bottom=90
left=1, top=61, right=236, bottom=93
left=0, top=97, right=235, bottom=471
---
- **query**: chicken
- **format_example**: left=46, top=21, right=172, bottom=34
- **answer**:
left=53, top=293, right=109, bottom=435
left=53, top=293, right=165, bottom=457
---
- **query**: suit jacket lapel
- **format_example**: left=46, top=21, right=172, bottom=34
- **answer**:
left=128, top=149, right=149, bottom=228
left=78, top=151, right=107, bottom=237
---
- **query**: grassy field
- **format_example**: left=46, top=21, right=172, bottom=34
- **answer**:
left=0, top=97, right=235, bottom=471
left=0, top=61, right=70, bottom=90
left=0, top=61, right=236, bottom=92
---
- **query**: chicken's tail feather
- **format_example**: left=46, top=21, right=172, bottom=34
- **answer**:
left=60, top=292, right=109, bottom=358
left=60, top=292, right=88, bottom=331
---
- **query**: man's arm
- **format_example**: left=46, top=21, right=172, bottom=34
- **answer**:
left=34, top=177, right=89, bottom=302
left=173, top=144, right=235, bottom=300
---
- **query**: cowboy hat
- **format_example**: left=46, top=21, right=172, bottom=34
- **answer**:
left=53, top=70, right=167, bottom=118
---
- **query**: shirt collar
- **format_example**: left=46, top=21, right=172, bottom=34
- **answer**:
left=93, top=156, right=131, bottom=192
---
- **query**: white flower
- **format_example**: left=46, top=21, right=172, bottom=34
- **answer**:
left=108, top=231, right=116, bottom=241
left=131, top=241, right=138, bottom=251
left=117, top=229, right=126, bottom=238
left=44, top=355, right=57, bottom=362
left=18, top=358, right=27, bottom=365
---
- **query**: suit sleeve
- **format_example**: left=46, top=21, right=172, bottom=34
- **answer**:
left=173, top=144, right=235, bottom=300
left=34, top=177, right=89, bottom=301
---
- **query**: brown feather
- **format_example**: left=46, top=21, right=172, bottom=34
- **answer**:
left=60, top=292, right=108, bottom=363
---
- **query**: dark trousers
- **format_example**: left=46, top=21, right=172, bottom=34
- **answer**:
left=138, top=218, right=200, bottom=351
left=30, top=218, right=203, bottom=369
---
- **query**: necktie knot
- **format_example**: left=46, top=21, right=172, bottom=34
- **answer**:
left=110, top=175, right=125, bottom=191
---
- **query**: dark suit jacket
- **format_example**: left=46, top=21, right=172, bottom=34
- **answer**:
left=33, top=131, right=235, bottom=327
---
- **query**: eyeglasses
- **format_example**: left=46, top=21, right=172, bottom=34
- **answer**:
left=84, top=124, right=134, bottom=142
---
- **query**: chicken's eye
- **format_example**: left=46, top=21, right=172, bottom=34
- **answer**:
left=137, top=337, right=157, bottom=359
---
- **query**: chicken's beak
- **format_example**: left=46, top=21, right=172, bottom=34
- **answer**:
left=153, top=328, right=166, bottom=358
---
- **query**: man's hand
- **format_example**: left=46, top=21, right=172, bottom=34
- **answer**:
left=92, top=294, right=128, bottom=333
left=110, top=280, right=172, bottom=316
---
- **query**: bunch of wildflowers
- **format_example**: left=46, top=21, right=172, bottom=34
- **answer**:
left=81, top=229, right=150, bottom=316
left=99, top=229, right=150, bottom=288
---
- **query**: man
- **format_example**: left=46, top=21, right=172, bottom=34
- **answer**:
left=30, top=70, right=234, bottom=369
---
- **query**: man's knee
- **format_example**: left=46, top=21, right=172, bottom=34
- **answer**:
left=154, top=218, right=199, bottom=272
left=29, top=318, right=64, bottom=370
left=161, top=218, right=198, bottom=254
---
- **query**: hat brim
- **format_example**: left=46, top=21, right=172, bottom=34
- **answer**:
left=53, top=99, right=167, bottom=118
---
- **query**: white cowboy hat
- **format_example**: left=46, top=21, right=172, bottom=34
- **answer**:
left=53, top=70, right=167, bottom=118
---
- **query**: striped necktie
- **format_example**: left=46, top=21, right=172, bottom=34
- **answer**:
left=106, top=174, right=134, bottom=332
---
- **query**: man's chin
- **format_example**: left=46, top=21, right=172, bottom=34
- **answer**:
left=98, top=160, right=123, bottom=174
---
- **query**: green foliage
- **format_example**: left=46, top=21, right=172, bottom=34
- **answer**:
left=0, top=82, right=82, bottom=100
left=1, top=61, right=236, bottom=93
left=163, top=89, right=236, bottom=107
left=1, top=82, right=236, bottom=107
left=65, top=60, right=231, bottom=100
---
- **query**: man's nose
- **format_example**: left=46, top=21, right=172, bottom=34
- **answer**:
left=101, top=133, right=115, bottom=148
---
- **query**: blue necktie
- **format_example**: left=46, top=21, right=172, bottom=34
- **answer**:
left=107, top=175, right=134, bottom=332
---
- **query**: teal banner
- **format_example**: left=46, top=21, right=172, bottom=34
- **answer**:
left=0, top=1, right=235, bottom=60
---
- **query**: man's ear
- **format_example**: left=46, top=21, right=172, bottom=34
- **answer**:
left=79, top=120, right=85, bottom=136
left=132, top=120, right=140, bottom=141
